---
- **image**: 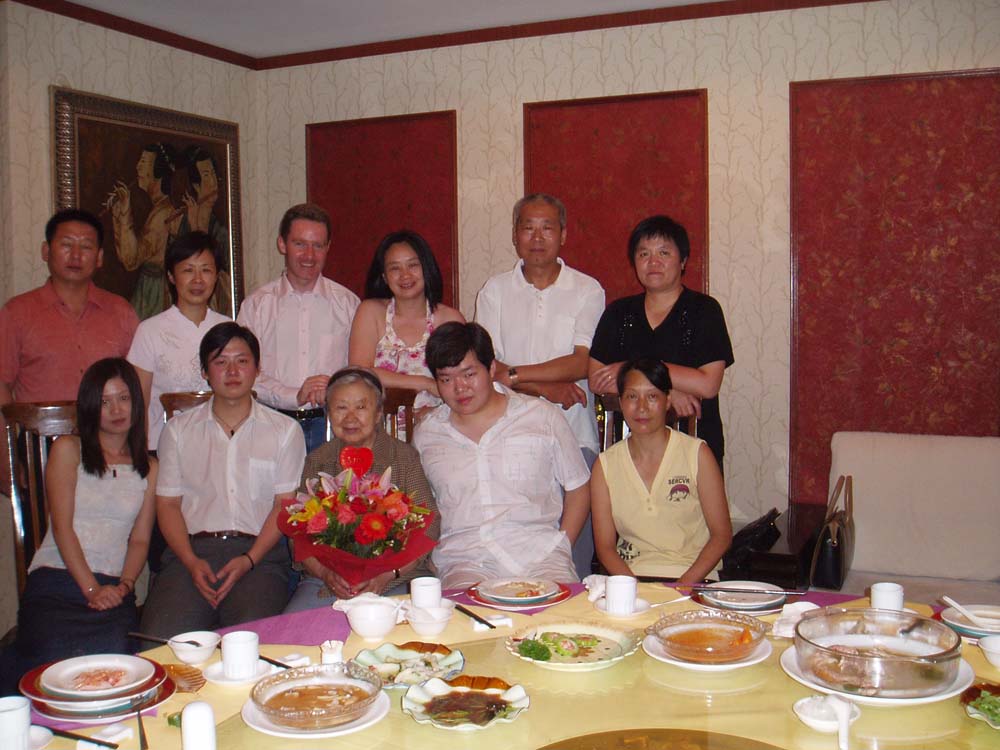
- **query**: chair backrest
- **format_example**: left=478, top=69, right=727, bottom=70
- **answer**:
left=383, top=388, right=417, bottom=443
left=595, top=393, right=697, bottom=450
left=160, top=390, right=212, bottom=421
left=2, top=401, right=77, bottom=594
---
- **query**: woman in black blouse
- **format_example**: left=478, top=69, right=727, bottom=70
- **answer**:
left=588, top=215, right=733, bottom=465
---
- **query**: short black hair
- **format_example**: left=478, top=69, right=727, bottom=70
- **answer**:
left=164, top=231, right=222, bottom=304
left=627, top=215, right=690, bottom=269
left=364, top=230, right=444, bottom=309
left=279, top=203, right=331, bottom=242
left=617, top=356, right=673, bottom=396
left=199, top=322, right=260, bottom=372
left=426, top=322, right=495, bottom=377
left=77, top=358, right=150, bottom=478
left=45, top=209, right=104, bottom=248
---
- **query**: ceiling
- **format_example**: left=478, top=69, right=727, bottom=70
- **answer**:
left=68, top=1, right=709, bottom=59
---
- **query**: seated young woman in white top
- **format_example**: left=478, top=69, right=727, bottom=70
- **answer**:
left=7, top=358, right=157, bottom=686
left=590, top=357, right=731, bottom=584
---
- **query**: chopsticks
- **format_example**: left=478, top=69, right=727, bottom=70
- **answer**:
left=50, top=729, right=119, bottom=749
left=454, top=603, right=496, bottom=629
left=135, top=709, right=148, bottom=750
left=680, top=584, right=809, bottom=597
left=128, top=630, right=291, bottom=669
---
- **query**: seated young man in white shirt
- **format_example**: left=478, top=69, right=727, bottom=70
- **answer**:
left=140, top=322, right=306, bottom=637
left=413, top=322, right=590, bottom=589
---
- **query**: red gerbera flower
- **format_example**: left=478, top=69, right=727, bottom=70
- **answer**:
left=358, top=512, right=390, bottom=542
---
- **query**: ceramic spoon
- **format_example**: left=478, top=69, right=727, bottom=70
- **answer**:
left=941, top=596, right=1000, bottom=629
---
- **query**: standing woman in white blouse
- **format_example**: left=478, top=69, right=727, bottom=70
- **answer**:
left=6, top=358, right=157, bottom=687
left=127, top=230, right=229, bottom=452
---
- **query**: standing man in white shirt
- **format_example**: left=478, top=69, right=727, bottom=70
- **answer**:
left=475, top=193, right=605, bottom=577
left=237, top=203, right=360, bottom=452
left=140, top=322, right=306, bottom=636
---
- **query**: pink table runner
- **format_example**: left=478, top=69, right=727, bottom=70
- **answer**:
left=218, top=606, right=351, bottom=646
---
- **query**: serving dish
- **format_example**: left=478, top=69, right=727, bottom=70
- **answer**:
left=646, top=610, right=768, bottom=664
left=779, top=648, right=974, bottom=707
left=241, top=692, right=390, bottom=739
left=941, top=605, right=1000, bottom=638
left=39, top=654, right=156, bottom=698
left=699, top=580, right=786, bottom=611
left=506, top=621, right=641, bottom=672
left=477, top=578, right=561, bottom=604
left=401, top=675, right=529, bottom=730
left=352, top=642, right=465, bottom=687
left=249, top=662, right=382, bottom=730
left=642, top=634, right=772, bottom=672
left=793, top=607, right=961, bottom=698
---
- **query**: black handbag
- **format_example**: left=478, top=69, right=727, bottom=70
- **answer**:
left=809, top=475, right=855, bottom=589
left=721, top=507, right=782, bottom=579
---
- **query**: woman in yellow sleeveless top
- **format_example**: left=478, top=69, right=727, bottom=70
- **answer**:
left=590, top=358, right=732, bottom=583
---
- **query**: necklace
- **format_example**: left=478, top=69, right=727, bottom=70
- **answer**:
left=213, top=407, right=250, bottom=437
left=102, top=445, right=131, bottom=478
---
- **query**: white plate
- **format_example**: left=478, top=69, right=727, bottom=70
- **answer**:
left=594, top=597, right=652, bottom=619
left=700, top=581, right=786, bottom=610
left=402, top=677, right=529, bottom=730
left=941, top=606, right=1000, bottom=637
left=477, top=578, right=560, bottom=604
left=39, top=655, right=156, bottom=698
left=506, top=622, right=641, bottom=672
left=240, top=690, right=389, bottom=738
left=35, top=683, right=160, bottom=713
left=642, top=635, right=772, bottom=671
left=204, top=660, right=276, bottom=686
left=779, top=647, right=975, bottom=706
left=30, top=726, right=53, bottom=750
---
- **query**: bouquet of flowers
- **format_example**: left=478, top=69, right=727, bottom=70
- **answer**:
left=278, top=446, right=435, bottom=586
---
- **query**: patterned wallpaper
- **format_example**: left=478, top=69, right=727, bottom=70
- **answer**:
left=2, top=0, right=1000, bottom=531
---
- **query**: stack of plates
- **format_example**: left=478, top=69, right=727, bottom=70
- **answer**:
left=467, top=578, right=571, bottom=611
left=697, top=581, right=787, bottom=615
left=20, top=654, right=175, bottom=723
left=940, top=605, right=1000, bottom=639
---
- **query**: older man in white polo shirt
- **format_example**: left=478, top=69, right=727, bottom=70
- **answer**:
left=475, top=193, right=605, bottom=576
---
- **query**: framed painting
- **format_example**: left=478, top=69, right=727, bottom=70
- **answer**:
left=51, top=86, right=243, bottom=320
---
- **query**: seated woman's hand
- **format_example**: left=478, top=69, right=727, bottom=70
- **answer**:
left=320, top=567, right=355, bottom=600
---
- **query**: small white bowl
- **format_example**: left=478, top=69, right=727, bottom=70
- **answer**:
left=407, top=601, right=456, bottom=637
left=168, top=630, right=221, bottom=664
left=980, top=634, right=1000, bottom=668
left=346, top=602, right=399, bottom=641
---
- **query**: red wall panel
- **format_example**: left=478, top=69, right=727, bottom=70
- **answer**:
left=790, top=70, right=1000, bottom=505
left=524, top=91, right=709, bottom=302
left=307, top=111, right=458, bottom=306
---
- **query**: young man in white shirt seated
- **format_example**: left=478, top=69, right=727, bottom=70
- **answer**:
left=140, top=322, right=306, bottom=636
left=413, top=322, right=590, bottom=589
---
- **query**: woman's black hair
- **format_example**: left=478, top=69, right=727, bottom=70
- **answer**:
left=363, top=230, right=444, bottom=309
left=164, top=231, right=222, bottom=304
left=616, top=356, right=673, bottom=396
left=627, top=215, right=690, bottom=270
left=77, top=358, right=150, bottom=478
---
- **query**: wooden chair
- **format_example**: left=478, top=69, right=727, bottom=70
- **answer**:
left=2, top=401, right=77, bottom=595
left=383, top=388, right=417, bottom=443
left=595, top=393, right=697, bottom=450
left=160, top=390, right=212, bottom=421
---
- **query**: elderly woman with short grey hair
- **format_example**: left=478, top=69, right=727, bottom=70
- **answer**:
left=282, top=367, right=438, bottom=612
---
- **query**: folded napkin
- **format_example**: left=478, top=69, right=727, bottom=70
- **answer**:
left=772, top=601, right=820, bottom=638
left=331, top=592, right=406, bottom=623
left=583, top=574, right=608, bottom=602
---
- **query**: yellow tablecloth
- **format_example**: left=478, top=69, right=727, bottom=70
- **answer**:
left=47, top=587, right=999, bottom=749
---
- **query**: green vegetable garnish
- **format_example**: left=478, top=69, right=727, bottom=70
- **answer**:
left=970, top=690, right=1000, bottom=724
left=517, top=638, right=552, bottom=661
left=167, top=711, right=182, bottom=728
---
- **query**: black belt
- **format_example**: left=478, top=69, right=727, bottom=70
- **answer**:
left=275, top=407, right=325, bottom=421
left=192, top=530, right=256, bottom=540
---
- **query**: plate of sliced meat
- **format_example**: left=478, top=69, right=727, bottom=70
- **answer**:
left=39, top=654, right=156, bottom=698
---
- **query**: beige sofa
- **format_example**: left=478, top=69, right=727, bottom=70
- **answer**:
left=829, top=431, right=1000, bottom=605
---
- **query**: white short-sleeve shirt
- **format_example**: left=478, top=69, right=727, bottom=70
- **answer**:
left=414, top=386, right=590, bottom=585
left=127, top=305, right=230, bottom=449
left=237, top=274, right=360, bottom=410
left=156, top=399, right=306, bottom=534
left=475, top=259, right=605, bottom=452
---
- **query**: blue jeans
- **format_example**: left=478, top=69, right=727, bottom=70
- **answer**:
left=299, top=415, right=328, bottom=454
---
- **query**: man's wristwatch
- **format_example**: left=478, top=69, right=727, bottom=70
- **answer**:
left=507, top=367, right=519, bottom=386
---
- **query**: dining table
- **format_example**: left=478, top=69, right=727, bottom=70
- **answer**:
left=33, top=583, right=999, bottom=750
